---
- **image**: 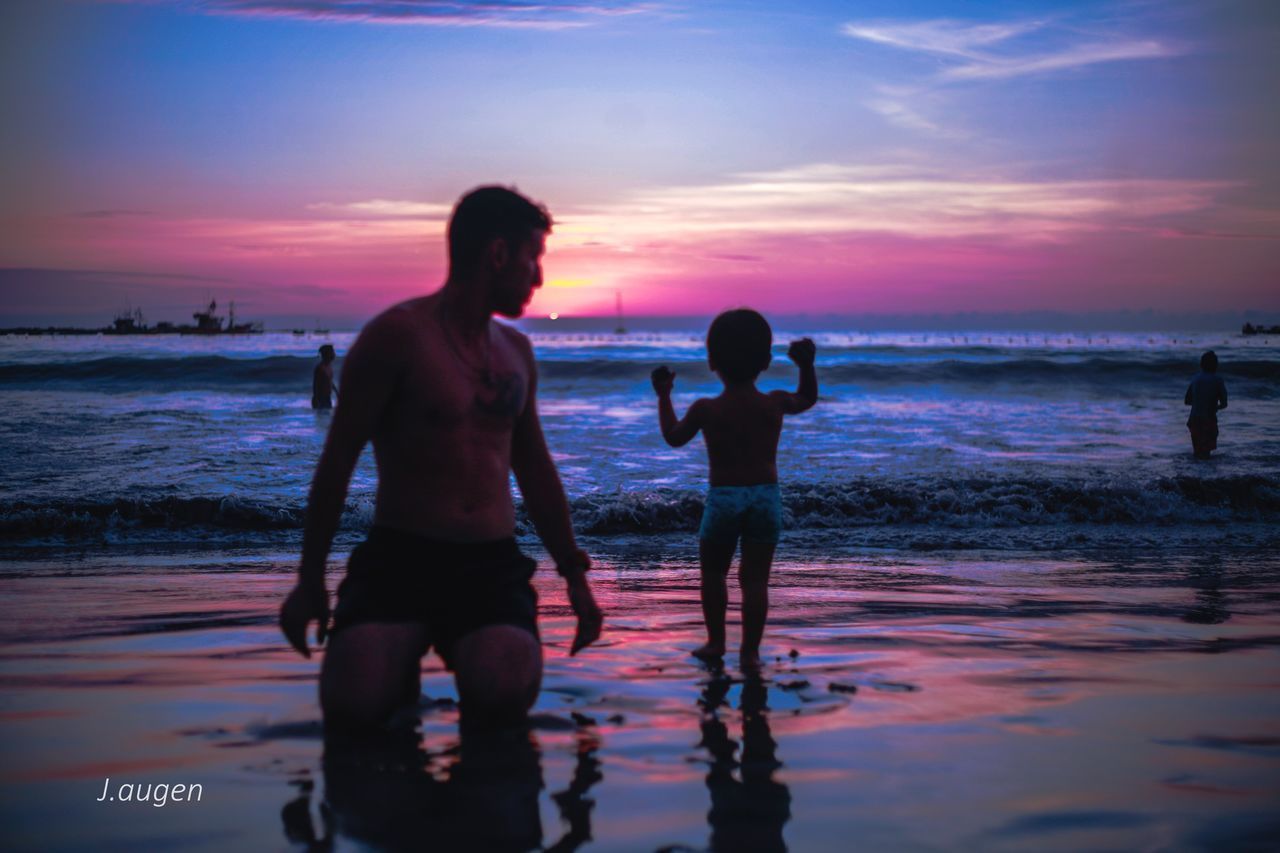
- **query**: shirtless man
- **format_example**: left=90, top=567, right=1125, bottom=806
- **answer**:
left=280, top=186, right=602, bottom=730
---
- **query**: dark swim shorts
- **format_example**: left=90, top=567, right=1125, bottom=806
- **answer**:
left=1188, top=415, right=1218, bottom=456
left=330, top=526, right=539, bottom=669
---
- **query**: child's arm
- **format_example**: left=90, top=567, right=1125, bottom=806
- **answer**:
left=771, top=338, right=818, bottom=414
left=652, top=366, right=706, bottom=447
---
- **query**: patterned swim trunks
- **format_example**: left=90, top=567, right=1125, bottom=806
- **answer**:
left=698, top=483, right=783, bottom=545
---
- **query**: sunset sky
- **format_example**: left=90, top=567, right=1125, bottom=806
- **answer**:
left=1, top=0, right=1277, bottom=326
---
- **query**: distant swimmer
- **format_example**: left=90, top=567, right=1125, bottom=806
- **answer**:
left=1185, top=350, right=1228, bottom=460
left=651, top=309, right=817, bottom=671
left=312, top=344, right=338, bottom=410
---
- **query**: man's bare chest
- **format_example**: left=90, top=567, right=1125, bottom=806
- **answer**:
left=399, top=336, right=529, bottom=428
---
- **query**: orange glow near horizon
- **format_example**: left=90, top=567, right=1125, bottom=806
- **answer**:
left=6, top=162, right=1276, bottom=323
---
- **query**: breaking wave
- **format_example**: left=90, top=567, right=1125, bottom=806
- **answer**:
left=3, top=475, right=1276, bottom=546
left=0, top=355, right=314, bottom=391
left=3, top=355, right=1276, bottom=392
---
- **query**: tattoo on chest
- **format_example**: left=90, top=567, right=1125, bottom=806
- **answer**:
left=474, top=370, right=524, bottom=419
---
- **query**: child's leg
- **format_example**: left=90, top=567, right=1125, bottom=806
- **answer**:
left=738, top=540, right=776, bottom=669
left=695, top=537, right=736, bottom=659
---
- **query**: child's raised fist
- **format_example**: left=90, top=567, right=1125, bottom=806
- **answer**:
left=651, top=365, right=676, bottom=394
left=788, top=338, right=816, bottom=366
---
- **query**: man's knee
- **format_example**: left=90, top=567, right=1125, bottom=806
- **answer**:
left=320, top=623, right=426, bottom=729
left=452, top=625, right=543, bottom=726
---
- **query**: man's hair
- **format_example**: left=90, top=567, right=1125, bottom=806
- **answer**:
left=319, top=344, right=335, bottom=358
left=1201, top=350, right=1218, bottom=372
left=707, top=309, right=772, bottom=381
left=448, top=186, right=552, bottom=274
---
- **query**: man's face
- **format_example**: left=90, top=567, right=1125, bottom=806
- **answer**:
left=489, top=230, right=546, bottom=319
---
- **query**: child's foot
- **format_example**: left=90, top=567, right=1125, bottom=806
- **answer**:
left=739, top=648, right=763, bottom=672
left=692, top=642, right=725, bottom=661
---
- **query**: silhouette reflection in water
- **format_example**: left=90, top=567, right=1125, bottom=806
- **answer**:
left=547, top=730, right=603, bottom=852
left=1182, top=558, right=1230, bottom=626
left=281, top=720, right=602, bottom=851
left=698, top=669, right=792, bottom=852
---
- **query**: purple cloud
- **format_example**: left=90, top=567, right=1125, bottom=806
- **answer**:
left=107, top=0, right=661, bottom=29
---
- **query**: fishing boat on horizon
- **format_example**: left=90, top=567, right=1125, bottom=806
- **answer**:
left=97, top=299, right=263, bottom=335
left=188, top=299, right=263, bottom=334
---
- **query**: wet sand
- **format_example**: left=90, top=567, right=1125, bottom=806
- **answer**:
left=1, top=542, right=1278, bottom=851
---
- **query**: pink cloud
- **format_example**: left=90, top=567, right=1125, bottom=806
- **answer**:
left=3, top=163, right=1276, bottom=320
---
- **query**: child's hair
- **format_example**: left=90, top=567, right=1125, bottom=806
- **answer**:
left=319, top=344, right=336, bottom=360
left=707, top=309, right=772, bottom=381
left=1200, top=350, right=1218, bottom=372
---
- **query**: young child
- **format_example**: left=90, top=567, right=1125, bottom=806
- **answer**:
left=312, top=344, right=339, bottom=410
left=1185, top=350, right=1227, bottom=459
left=651, top=309, right=817, bottom=669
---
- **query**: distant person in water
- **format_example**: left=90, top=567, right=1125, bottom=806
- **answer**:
left=1185, top=350, right=1228, bottom=459
left=279, top=186, right=602, bottom=732
left=651, top=310, right=817, bottom=669
left=312, top=344, right=338, bottom=410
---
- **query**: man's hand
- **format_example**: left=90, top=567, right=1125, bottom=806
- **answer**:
left=564, top=565, right=603, bottom=656
left=279, top=580, right=330, bottom=659
left=788, top=338, right=816, bottom=367
left=651, top=366, right=675, bottom=396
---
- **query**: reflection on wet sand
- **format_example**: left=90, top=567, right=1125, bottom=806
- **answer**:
left=1182, top=558, right=1229, bottom=625
left=547, top=730, right=603, bottom=852
left=282, top=722, right=602, bottom=851
left=2, top=550, right=1276, bottom=850
left=699, top=669, right=792, bottom=852
left=281, top=671, right=793, bottom=851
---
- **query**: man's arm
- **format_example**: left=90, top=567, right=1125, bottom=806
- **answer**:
left=510, top=339, right=602, bottom=655
left=651, top=367, right=705, bottom=447
left=281, top=315, right=404, bottom=657
left=1218, top=378, right=1228, bottom=410
left=1185, top=383, right=1194, bottom=406
left=772, top=338, right=818, bottom=415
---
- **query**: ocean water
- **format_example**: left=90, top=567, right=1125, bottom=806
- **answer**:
left=2, top=327, right=1279, bottom=852
left=1, top=328, right=1277, bottom=552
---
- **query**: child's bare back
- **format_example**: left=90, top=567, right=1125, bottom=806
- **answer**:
left=695, top=376, right=820, bottom=486
left=651, top=310, right=817, bottom=670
